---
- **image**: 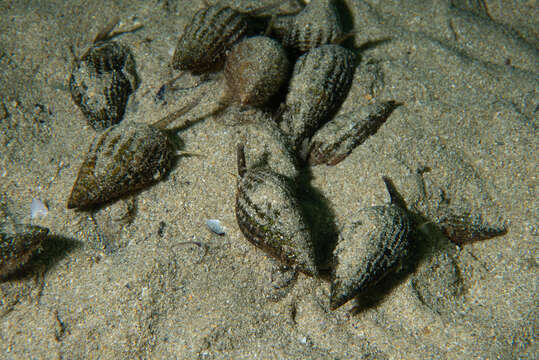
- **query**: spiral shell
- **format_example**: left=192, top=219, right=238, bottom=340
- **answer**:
left=280, top=44, right=356, bottom=151
left=330, top=181, right=412, bottom=310
left=70, top=41, right=139, bottom=131
left=235, top=145, right=317, bottom=276
left=171, top=5, right=248, bottom=73
left=0, top=223, right=48, bottom=278
left=224, top=36, right=290, bottom=107
left=67, top=122, right=174, bottom=209
left=307, top=101, right=400, bottom=165
left=271, top=0, right=343, bottom=53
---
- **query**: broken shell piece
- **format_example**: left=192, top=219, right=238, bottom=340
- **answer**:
left=31, top=198, right=48, bottom=219
left=207, top=219, right=225, bottom=235
left=330, top=179, right=412, bottom=310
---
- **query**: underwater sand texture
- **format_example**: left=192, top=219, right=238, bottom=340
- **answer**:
left=0, top=0, right=537, bottom=358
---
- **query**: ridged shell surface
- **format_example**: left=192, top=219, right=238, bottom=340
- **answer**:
left=70, top=41, right=139, bottom=131
left=172, top=5, right=248, bottom=73
left=0, top=223, right=49, bottom=278
left=330, top=204, right=411, bottom=310
left=224, top=36, right=290, bottom=107
left=67, top=123, right=173, bottom=209
left=280, top=45, right=355, bottom=151
left=272, top=0, right=343, bottom=53
left=307, top=101, right=399, bottom=165
left=235, top=146, right=317, bottom=276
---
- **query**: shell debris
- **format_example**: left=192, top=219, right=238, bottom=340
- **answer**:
left=206, top=219, right=226, bottom=235
left=30, top=198, right=48, bottom=219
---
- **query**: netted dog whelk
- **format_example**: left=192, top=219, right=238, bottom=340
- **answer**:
left=60, top=1, right=509, bottom=312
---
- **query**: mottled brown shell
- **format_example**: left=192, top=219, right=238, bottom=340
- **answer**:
left=67, top=122, right=173, bottom=209
left=272, top=0, right=343, bottom=53
left=330, top=202, right=411, bottom=310
left=280, top=44, right=356, bottom=151
left=70, top=41, right=139, bottom=131
left=171, top=5, right=248, bottom=73
left=224, top=36, right=290, bottom=107
left=307, top=101, right=400, bottom=165
left=0, top=223, right=48, bottom=278
left=235, top=145, right=317, bottom=276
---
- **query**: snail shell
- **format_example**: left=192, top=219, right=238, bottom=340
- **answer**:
left=280, top=44, right=356, bottom=151
left=69, top=41, right=139, bottom=131
left=171, top=5, right=248, bottom=73
left=307, top=101, right=400, bottom=165
left=233, top=107, right=299, bottom=179
left=67, top=122, right=174, bottom=209
left=330, top=181, right=412, bottom=310
left=271, top=0, right=343, bottom=53
left=235, top=144, right=317, bottom=276
left=0, top=223, right=49, bottom=278
left=224, top=36, right=290, bottom=107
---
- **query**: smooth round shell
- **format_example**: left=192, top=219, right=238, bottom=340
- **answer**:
left=330, top=204, right=411, bottom=310
left=224, top=36, right=290, bottom=107
left=172, top=5, right=248, bottom=73
left=67, top=122, right=174, bottom=209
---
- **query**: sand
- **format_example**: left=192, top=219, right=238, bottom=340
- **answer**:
left=0, top=0, right=537, bottom=358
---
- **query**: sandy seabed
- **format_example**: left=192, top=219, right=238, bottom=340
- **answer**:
left=0, top=0, right=537, bottom=359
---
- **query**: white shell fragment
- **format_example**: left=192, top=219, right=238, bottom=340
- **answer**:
left=31, top=198, right=48, bottom=219
left=206, top=219, right=225, bottom=235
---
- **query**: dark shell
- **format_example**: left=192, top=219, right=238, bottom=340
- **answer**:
left=307, top=101, right=400, bottom=165
left=279, top=44, right=356, bottom=151
left=0, top=223, right=48, bottom=278
left=271, top=0, right=343, bottom=53
left=439, top=212, right=507, bottom=245
left=330, top=204, right=411, bottom=310
left=70, top=41, right=139, bottom=131
left=224, top=36, right=290, bottom=107
left=67, top=122, right=174, bottom=209
left=235, top=145, right=317, bottom=276
left=171, top=5, right=248, bottom=73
